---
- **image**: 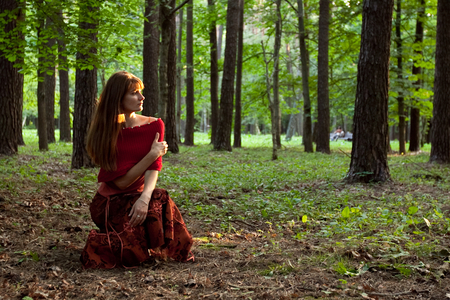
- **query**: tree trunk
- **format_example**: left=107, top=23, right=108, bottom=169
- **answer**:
left=143, top=0, right=160, bottom=117
left=233, top=0, right=244, bottom=148
left=214, top=0, right=239, bottom=151
left=166, top=4, right=179, bottom=153
left=409, top=0, right=425, bottom=152
left=217, top=24, right=223, bottom=60
left=270, top=0, right=282, bottom=158
left=37, top=18, right=48, bottom=151
left=0, top=0, right=21, bottom=155
left=71, top=3, right=98, bottom=169
left=346, top=0, right=393, bottom=183
left=176, top=8, right=183, bottom=143
left=297, top=0, right=313, bottom=153
left=184, top=0, right=195, bottom=146
left=315, top=0, right=330, bottom=154
left=208, top=0, right=219, bottom=145
left=395, top=0, right=405, bottom=154
left=58, top=11, right=71, bottom=142
left=430, top=0, right=450, bottom=163
left=45, top=17, right=56, bottom=144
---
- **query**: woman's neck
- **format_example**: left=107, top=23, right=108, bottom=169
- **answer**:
left=121, top=112, right=137, bottom=128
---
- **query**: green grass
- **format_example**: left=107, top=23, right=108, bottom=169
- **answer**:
left=2, top=130, right=450, bottom=276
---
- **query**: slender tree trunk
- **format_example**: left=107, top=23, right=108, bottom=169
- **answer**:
left=217, top=24, right=223, bottom=60
left=208, top=0, right=219, bottom=145
left=176, top=8, right=183, bottom=143
left=184, top=0, right=195, bottom=145
left=0, top=0, right=21, bottom=155
left=430, top=0, right=450, bottom=163
left=346, top=0, right=394, bottom=183
left=233, top=0, right=244, bottom=148
left=271, top=0, right=282, bottom=158
left=316, top=0, right=330, bottom=154
left=297, top=0, right=313, bottom=152
left=166, top=5, right=179, bottom=153
left=15, top=1, right=25, bottom=146
left=395, top=0, right=405, bottom=154
left=409, top=0, right=425, bottom=152
left=37, top=17, right=48, bottom=151
left=58, top=11, right=71, bottom=142
left=214, top=0, right=239, bottom=151
left=71, top=3, right=98, bottom=169
left=44, top=17, right=56, bottom=143
left=143, top=0, right=160, bottom=117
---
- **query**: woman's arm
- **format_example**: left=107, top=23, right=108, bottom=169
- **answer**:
left=128, top=170, right=159, bottom=227
left=113, top=132, right=167, bottom=190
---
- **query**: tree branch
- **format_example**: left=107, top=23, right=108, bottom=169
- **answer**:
left=285, top=0, right=298, bottom=14
left=170, top=0, right=190, bottom=16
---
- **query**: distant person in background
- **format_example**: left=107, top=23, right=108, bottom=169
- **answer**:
left=80, top=71, right=193, bottom=269
left=332, top=126, right=345, bottom=141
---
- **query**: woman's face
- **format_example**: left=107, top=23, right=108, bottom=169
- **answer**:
left=121, top=86, right=145, bottom=114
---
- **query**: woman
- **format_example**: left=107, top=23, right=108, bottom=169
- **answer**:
left=80, top=71, right=193, bottom=269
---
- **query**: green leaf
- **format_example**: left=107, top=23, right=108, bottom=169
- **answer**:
left=302, top=215, right=307, bottom=223
left=341, top=206, right=350, bottom=219
left=408, top=206, right=418, bottom=215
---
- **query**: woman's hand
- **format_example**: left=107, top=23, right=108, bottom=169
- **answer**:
left=149, top=132, right=168, bottom=158
left=128, top=197, right=150, bottom=227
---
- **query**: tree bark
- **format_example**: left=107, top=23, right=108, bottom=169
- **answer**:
left=409, top=0, right=425, bottom=152
left=395, top=0, right=405, bottom=154
left=176, top=8, right=183, bottom=142
left=166, top=4, right=179, bottom=153
left=58, top=11, right=71, bottom=142
left=315, top=0, right=330, bottom=154
left=71, top=3, right=98, bottom=169
left=297, top=0, right=313, bottom=153
left=184, top=0, right=195, bottom=146
left=0, top=0, right=21, bottom=155
left=346, top=0, right=393, bottom=183
left=143, top=0, right=160, bottom=117
left=214, top=0, right=239, bottom=151
left=430, top=0, right=450, bottom=163
left=44, top=17, right=56, bottom=144
left=233, top=0, right=244, bottom=148
left=37, top=14, right=48, bottom=151
left=217, top=25, right=223, bottom=60
left=208, top=0, right=219, bottom=145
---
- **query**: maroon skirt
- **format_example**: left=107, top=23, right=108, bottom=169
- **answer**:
left=80, top=189, right=193, bottom=269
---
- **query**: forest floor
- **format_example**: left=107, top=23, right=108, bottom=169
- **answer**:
left=1, top=132, right=450, bottom=300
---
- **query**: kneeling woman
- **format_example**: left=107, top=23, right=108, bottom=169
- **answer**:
left=81, top=71, right=193, bottom=269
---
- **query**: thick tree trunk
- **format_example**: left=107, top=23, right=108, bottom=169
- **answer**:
left=409, top=0, right=425, bottom=152
left=233, top=0, right=244, bottom=148
left=214, top=0, right=239, bottom=151
left=58, top=11, right=71, bottom=142
left=346, top=0, right=393, bottom=183
left=395, top=0, right=405, bottom=154
left=143, top=0, right=160, bottom=117
left=44, top=17, right=56, bottom=143
left=208, top=0, right=219, bottom=145
left=166, top=5, right=179, bottom=153
left=184, top=0, right=195, bottom=146
left=297, top=0, right=313, bottom=153
left=316, top=0, right=330, bottom=154
left=176, top=8, right=183, bottom=143
left=0, top=0, right=21, bottom=155
left=430, top=0, right=450, bottom=163
left=71, top=3, right=97, bottom=169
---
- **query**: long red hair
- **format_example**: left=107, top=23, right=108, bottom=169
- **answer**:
left=86, top=71, right=144, bottom=171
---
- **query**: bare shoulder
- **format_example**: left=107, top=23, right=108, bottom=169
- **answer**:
left=136, top=115, right=158, bottom=125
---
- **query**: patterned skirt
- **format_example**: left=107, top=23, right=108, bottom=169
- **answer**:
left=80, top=189, right=193, bottom=269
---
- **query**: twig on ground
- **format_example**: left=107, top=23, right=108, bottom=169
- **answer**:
left=338, top=148, right=351, bottom=158
left=367, top=289, right=429, bottom=297
left=228, top=282, right=284, bottom=290
left=231, top=219, right=258, bottom=229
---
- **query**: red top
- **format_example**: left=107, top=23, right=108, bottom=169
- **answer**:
left=97, top=118, right=164, bottom=197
